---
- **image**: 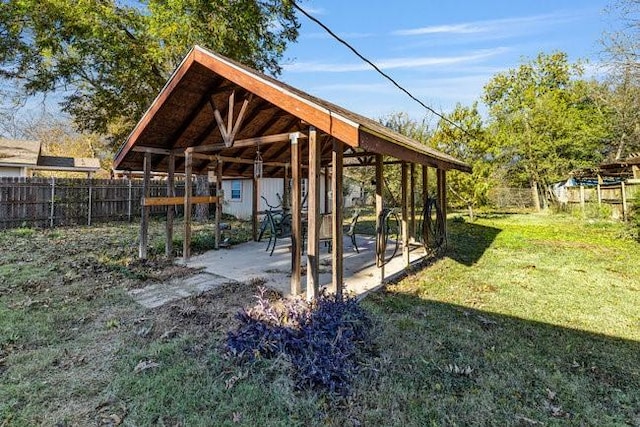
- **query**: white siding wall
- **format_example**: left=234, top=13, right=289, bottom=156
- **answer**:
left=0, top=166, right=26, bottom=177
left=221, top=175, right=337, bottom=219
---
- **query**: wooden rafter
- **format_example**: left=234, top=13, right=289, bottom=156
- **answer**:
left=211, top=91, right=253, bottom=147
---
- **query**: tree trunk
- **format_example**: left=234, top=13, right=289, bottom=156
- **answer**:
left=531, top=180, right=541, bottom=212
left=467, top=203, right=475, bottom=222
left=195, top=175, right=209, bottom=222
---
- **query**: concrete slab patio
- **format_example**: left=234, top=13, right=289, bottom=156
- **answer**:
left=184, top=234, right=429, bottom=297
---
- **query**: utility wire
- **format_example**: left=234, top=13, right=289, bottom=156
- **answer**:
left=291, top=1, right=474, bottom=137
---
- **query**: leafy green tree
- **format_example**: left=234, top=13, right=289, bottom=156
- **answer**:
left=483, top=52, right=610, bottom=210
left=0, top=0, right=299, bottom=146
left=431, top=103, right=493, bottom=220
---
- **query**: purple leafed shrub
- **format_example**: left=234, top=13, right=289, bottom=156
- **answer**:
left=226, top=288, right=374, bottom=396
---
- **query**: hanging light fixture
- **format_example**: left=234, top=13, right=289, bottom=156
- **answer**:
left=254, top=144, right=263, bottom=178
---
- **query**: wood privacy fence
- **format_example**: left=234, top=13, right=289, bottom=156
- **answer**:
left=0, top=177, right=197, bottom=229
left=565, top=182, right=639, bottom=220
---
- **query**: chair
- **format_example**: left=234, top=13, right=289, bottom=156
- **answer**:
left=345, top=211, right=360, bottom=253
left=322, top=211, right=360, bottom=254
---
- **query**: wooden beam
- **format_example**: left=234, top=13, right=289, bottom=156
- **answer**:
left=214, top=155, right=287, bottom=167
left=332, top=139, right=344, bottom=298
left=401, top=162, right=410, bottom=267
left=307, top=127, right=320, bottom=300
left=133, top=146, right=172, bottom=155
left=183, top=151, right=193, bottom=263
left=144, top=195, right=219, bottom=206
left=139, top=152, right=151, bottom=259
left=290, top=133, right=302, bottom=296
left=375, top=154, right=384, bottom=281
left=186, top=132, right=307, bottom=153
left=166, top=154, right=175, bottom=259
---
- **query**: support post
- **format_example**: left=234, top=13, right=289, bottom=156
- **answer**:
left=436, top=168, right=447, bottom=242
left=422, top=165, right=428, bottom=247
left=307, top=127, right=320, bottom=301
left=331, top=139, right=344, bottom=298
left=409, top=163, right=415, bottom=238
left=597, top=183, right=602, bottom=206
left=324, top=166, right=330, bottom=214
left=139, top=152, right=151, bottom=259
left=252, top=176, right=259, bottom=241
left=183, top=150, right=193, bottom=262
left=283, top=164, right=290, bottom=210
left=290, top=133, right=302, bottom=296
left=215, top=160, right=223, bottom=249
left=375, top=154, right=384, bottom=281
left=166, top=154, right=175, bottom=258
left=580, top=185, right=585, bottom=214
left=401, top=161, right=410, bottom=267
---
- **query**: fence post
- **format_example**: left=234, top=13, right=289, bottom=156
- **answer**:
left=87, top=177, right=93, bottom=226
left=580, top=185, right=585, bottom=215
left=621, top=181, right=628, bottom=221
left=597, top=183, right=602, bottom=206
left=127, top=179, right=132, bottom=222
left=49, top=177, right=55, bottom=228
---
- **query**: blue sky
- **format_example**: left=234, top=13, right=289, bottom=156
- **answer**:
left=280, top=0, right=617, bottom=124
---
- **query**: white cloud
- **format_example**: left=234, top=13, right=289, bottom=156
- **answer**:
left=303, top=31, right=374, bottom=40
left=392, top=12, right=581, bottom=37
left=282, top=48, right=508, bottom=73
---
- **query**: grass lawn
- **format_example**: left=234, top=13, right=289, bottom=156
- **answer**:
left=1, top=213, right=638, bottom=425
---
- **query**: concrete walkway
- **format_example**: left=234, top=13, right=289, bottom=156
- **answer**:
left=128, top=271, right=235, bottom=308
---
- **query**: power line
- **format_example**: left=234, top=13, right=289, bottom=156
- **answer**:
left=291, top=1, right=472, bottom=137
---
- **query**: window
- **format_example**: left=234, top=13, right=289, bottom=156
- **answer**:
left=230, top=180, right=242, bottom=201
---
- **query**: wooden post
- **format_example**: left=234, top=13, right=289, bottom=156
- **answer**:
left=183, top=150, right=193, bottom=262
left=579, top=185, right=586, bottom=216
left=409, top=163, right=415, bottom=238
left=401, top=162, right=410, bottom=267
left=307, top=127, right=320, bottom=301
left=215, top=160, right=223, bottom=248
left=127, top=178, right=132, bottom=222
left=621, top=181, right=628, bottom=221
left=437, top=169, right=447, bottom=242
left=252, top=176, right=259, bottom=241
left=139, top=152, right=151, bottom=259
left=375, top=154, right=384, bottom=281
left=422, top=165, right=428, bottom=247
left=49, top=177, right=55, bottom=228
left=87, top=177, right=93, bottom=226
left=324, top=166, right=330, bottom=214
left=332, top=139, right=344, bottom=298
left=166, top=154, right=175, bottom=258
left=597, top=183, right=602, bottom=206
left=290, top=133, right=302, bottom=296
left=283, top=164, right=290, bottom=210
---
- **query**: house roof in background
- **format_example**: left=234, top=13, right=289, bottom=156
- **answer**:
left=0, top=138, right=41, bottom=166
left=0, top=138, right=101, bottom=173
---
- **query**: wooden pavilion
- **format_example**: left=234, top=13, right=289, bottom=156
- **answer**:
left=113, top=45, right=471, bottom=299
